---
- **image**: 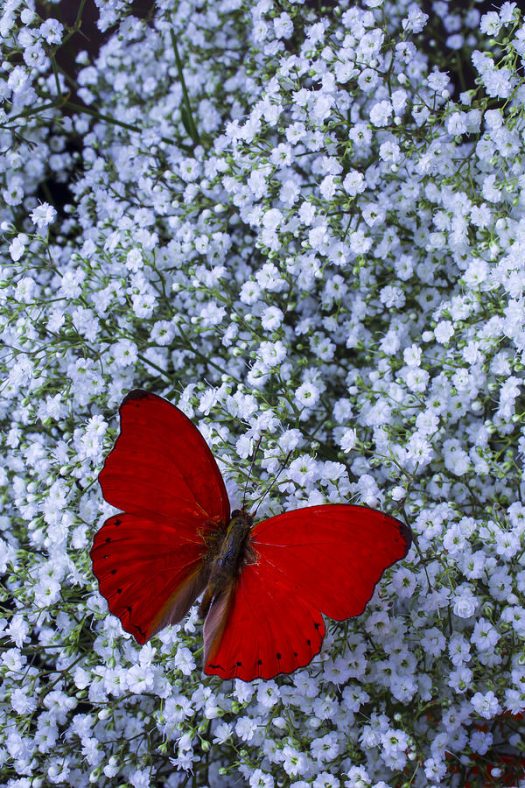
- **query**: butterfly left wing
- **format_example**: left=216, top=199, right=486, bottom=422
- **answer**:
left=203, top=504, right=411, bottom=680
left=91, top=390, right=231, bottom=643
left=98, top=389, right=230, bottom=526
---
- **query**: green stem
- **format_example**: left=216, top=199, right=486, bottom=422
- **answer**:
left=170, top=29, right=201, bottom=146
left=59, top=0, right=89, bottom=47
left=65, top=100, right=192, bottom=151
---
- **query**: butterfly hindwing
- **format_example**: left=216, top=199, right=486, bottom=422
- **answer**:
left=91, top=390, right=230, bottom=643
left=203, top=563, right=325, bottom=681
left=90, top=512, right=209, bottom=643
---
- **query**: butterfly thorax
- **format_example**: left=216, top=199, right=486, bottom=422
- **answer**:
left=199, top=509, right=255, bottom=618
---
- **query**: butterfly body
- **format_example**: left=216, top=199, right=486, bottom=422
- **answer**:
left=91, top=390, right=412, bottom=681
left=199, top=509, right=254, bottom=619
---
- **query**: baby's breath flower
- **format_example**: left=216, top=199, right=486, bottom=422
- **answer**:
left=30, top=203, right=57, bottom=230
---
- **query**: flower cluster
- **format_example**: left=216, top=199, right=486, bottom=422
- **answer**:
left=1, top=0, right=525, bottom=785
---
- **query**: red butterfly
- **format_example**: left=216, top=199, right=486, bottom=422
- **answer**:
left=90, top=390, right=411, bottom=681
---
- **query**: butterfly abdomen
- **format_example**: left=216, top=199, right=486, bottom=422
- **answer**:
left=199, top=510, right=255, bottom=617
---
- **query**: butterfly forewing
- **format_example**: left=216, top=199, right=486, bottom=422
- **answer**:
left=91, top=390, right=230, bottom=643
left=98, top=390, right=230, bottom=525
left=251, top=504, right=411, bottom=620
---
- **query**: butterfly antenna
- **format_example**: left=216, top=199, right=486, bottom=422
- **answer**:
left=251, top=449, right=294, bottom=519
left=242, top=436, right=263, bottom=511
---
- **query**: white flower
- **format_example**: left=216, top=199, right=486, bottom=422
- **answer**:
left=447, top=112, right=468, bottom=135
left=453, top=592, right=477, bottom=619
left=9, top=233, right=28, bottom=261
left=391, top=485, right=406, bottom=501
left=310, top=732, right=340, bottom=762
left=471, top=690, right=502, bottom=720
left=257, top=681, right=280, bottom=709
left=402, top=5, right=428, bottom=33
left=126, top=248, right=143, bottom=270
left=380, top=285, right=405, bottom=309
left=212, top=721, right=233, bottom=744
left=340, top=428, right=357, bottom=453
left=235, top=716, right=258, bottom=742
left=434, top=320, right=454, bottom=343
left=343, top=170, right=366, bottom=197
left=15, top=275, right=36, bottom=303
left=259, top=340, right=287, bottom=369
left=240, top=280, right=261, bottom=304
left=249, top=769, right=275, bottom=788
left=274, top=12, right=293, bottom=40
left=80, top=414, right=107, bottom=460
left=282, top=745, right=308, bottom=777
left=30, top=203, right=57, bottom=229
left=480, top=11, right=502, bottom=36
left=472, top=619, right=500, bottom=652
left=151, top=319, right=176, bottom=346
left=261, top=306, right=284, bottom=331
left=262, top=208, right=283, bottom=231
left=295, top=382, right=320, bottom=408
left=370, top=99, right=393, bottom=127
left=179, top=158, right=201, bottom=182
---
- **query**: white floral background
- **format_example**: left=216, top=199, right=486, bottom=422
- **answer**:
left=1, top=0, right=525, bottom=785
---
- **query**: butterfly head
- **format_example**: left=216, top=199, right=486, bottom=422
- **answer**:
left=230, top=508, right=254, bottom=527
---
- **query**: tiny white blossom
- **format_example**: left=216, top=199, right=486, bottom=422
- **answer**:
left=30, top=203, right=57, bottom=229
left=295, top=382, right=320, bottom=408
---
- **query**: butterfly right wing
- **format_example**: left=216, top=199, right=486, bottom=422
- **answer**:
left=250, top=504, right=411, bottom=621
left=203, top=504, right=410, bottom=680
